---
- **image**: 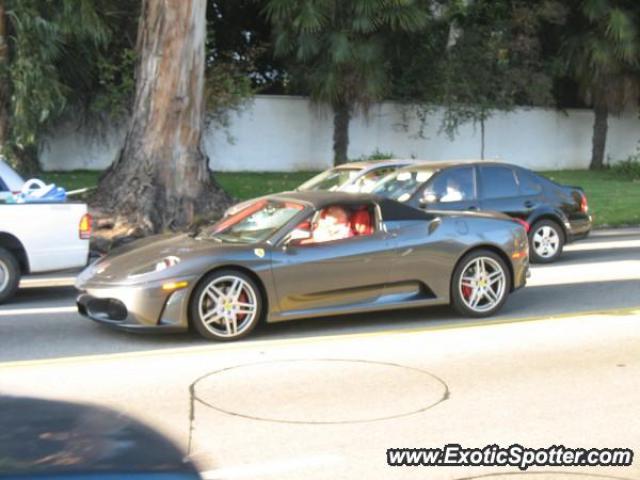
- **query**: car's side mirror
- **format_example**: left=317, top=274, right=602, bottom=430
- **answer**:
left=419, top=192, right=440, bottom=207
left=285, top=228, right=312, bottom=247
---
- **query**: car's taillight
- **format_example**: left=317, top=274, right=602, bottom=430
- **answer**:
left=512, top=218, right=530, bottom=232
left=580, top=192, right=589, bottom=213
left=79, top=213, right=92, bottom=240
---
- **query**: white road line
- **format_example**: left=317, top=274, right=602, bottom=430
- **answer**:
left=200, top=453, right=344, bottom=479
left=0, top=306, right=77, bottom=316
left=20, top=276, right=76, bottom=288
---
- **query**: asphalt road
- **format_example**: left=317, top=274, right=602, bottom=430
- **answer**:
left=1, top=229, right=639, bottom=480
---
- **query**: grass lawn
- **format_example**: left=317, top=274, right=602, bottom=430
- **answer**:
left=541, top=170, right=640, bottom=227
left=40, top=169, right=638, bottom=227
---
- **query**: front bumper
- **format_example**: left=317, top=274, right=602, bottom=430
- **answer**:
left=76, top=279, right=193, bottom=333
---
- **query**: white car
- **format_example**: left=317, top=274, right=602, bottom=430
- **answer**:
left=0, top=158, right=25, bottom=201
left=226, top=159, right=414, bottom=217
left=0, top=159, right=91, bottom=302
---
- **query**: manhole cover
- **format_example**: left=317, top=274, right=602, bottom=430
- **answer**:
left=191, top=359, right=448, bottom=424
left=456, top=472, right=636, bottom=480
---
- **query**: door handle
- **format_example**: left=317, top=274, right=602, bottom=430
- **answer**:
left=468, top=206, right=479, bottom=211
left=524, top=201, right=534, bottom=208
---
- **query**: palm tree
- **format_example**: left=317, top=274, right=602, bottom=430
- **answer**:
left=264, top=0, right=428, bottom=165
left=564, top=0, right=640, bottom=170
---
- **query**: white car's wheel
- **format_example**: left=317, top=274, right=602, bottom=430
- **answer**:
left=190, top=270, right=263, bottom=341
left=0, top=248, right=20, bottom=304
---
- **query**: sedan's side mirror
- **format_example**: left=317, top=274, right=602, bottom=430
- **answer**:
left=419, top=192, right=440, bottom=207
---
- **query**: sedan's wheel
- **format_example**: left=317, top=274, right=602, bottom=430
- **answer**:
left=0, top=248, right=20, bottom=304
left=451, top=250, right=510, bottom=318
left=529, top=219, right=564, bottom=263
left=190, top=270, right=263, bottom=341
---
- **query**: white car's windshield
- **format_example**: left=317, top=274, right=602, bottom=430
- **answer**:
left=371, top=170, right=435, bottom=202
left=297, top=167, right=362, bottom=192
left=205, top=200, right=304, bottom=243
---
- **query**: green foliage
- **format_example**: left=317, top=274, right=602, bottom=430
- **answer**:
left=264, top=0, right=429, bottom=111
left=91, top=48, right=136, bottom=119
left=1, top=0, right=110, bottom=171
left=561, top=0, right=640, bottom=111
left=204, top=3, right=259, bottom=128
left=356, top=149, right=395, bottom=161
left=611, top=150, right=640, bottom=180
left=416, top=0, right=561, bottom=139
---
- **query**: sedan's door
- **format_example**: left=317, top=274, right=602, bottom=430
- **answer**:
left=270, top=228, right=395, bottom=315
left=478, top=165, right=534, bottom=219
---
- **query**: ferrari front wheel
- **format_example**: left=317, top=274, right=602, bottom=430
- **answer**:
left=190, top=270, right=263, bottom=341
left=451, top=250, right=510, bottom=318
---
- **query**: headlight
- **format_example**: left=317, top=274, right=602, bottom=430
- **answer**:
left=129, top=256, right=181, bottom=278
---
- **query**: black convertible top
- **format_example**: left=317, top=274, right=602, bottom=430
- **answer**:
left=377, top=197, right=434, bottom=221
left=271, top=191, right=433, bottom=221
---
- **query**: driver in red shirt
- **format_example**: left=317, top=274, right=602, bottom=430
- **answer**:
left=311, top=206, right=354, bottom=243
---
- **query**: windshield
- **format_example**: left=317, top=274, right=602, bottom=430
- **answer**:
left=297, top=167, right=362, bottom=192
left=204, top=200, right=304, bottom=243
left=371, top=170, right=436, bottom=202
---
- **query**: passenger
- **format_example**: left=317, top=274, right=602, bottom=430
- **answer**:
left=441, top=177, right=464, bottom=202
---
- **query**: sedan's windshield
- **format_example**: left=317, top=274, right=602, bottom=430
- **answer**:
left=371, top=170, right=435, bottom=202
left=297, top=167, right=362, bottom=192
left=204, top=200, right=304, bottom=243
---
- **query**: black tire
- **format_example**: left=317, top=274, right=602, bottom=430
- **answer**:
left=0, top=247, right=20, bottom=304
left=189, top=269, right=264, bottom=341
left=529, top=219, right=564, bottom=264
left=450, top=249, right=511, bottom=318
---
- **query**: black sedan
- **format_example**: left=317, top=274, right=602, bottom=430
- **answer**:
left=76, top=192, right=529, bottom=341
left=372, top=161, right=592, bottom=263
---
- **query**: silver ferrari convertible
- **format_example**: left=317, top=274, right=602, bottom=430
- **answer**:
left=76, top=192, right=529, bottom=341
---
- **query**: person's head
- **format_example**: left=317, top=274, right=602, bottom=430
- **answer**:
left=320, top=206, right=350, bottom=227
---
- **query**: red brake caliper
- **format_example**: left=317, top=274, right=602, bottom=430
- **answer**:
left=236, top=291, right=248, bottom=321
left=462, top=285, right=472, bottom=299
left=462, top=267, right=473, bottom=299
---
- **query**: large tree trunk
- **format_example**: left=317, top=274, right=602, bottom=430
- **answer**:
left=93, top=0, right=230, bottom=234
left=0, top=1, right=10, bottom=154
left=333, top=101, right=350, bottom=166
left=590, top=103, right=608, bottom=170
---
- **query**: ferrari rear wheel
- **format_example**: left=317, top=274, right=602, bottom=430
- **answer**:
left=190, top=270, right=263, bottom=341
left=451, top=250, right=510, bottom=318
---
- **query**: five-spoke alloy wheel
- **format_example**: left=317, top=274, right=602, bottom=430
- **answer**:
left=451, top=249, right=511, bottom=317
left=529, top=219, right=564, bottom=263
left=190, top=270, right=263, bottom=341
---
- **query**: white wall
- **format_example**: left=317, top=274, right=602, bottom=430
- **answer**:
left=39, top=95, right=640, bottom=172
